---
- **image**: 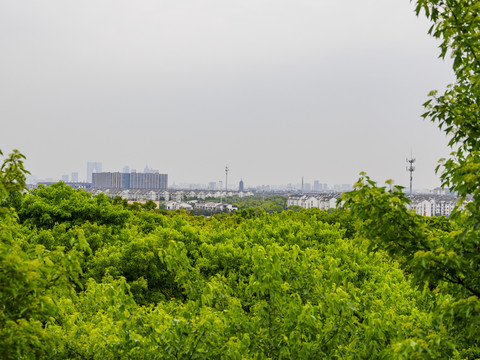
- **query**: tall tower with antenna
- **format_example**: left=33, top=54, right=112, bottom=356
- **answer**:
left=225, top=166, right=229, bottom=192
left=406, top=156, right=416, bottom=195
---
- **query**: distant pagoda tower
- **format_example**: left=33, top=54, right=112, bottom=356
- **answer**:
left=239, top=179, right=244, bottom=192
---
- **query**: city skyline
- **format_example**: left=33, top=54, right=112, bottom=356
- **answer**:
left=31, top=158, right=435, bottom=190
left=1, top=0, right=453, bottom=189
left=31, top=161, right=442, bottom=193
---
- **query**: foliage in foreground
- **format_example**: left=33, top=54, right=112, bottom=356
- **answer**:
left=1, top=171, right=461, bottom=359
left=339, top=1, right=480, bottom=357
left=3, top=1, right=480, bottom=358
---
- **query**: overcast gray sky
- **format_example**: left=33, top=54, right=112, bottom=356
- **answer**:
left=0, top=0, right=454, bottom=189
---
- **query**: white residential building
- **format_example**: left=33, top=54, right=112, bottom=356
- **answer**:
left=406, top=194, right=458, bottom=217
left=287, top=194, right=342, bottom=210
left=287, top=193, right=459, bottom=218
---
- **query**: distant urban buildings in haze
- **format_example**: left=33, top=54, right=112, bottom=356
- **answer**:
left=29, top=160, right=438, bottom=196
left=36, top=160, right=354, bottom=193
left=92, top=172, right=168, bottom=190
left=87, top=162, right=103, bottom=183
left=313, top=180, right=329, bottom=192
left=61, top=172, right=79, bottom=183
left=144, top=165, right=159, bottom=174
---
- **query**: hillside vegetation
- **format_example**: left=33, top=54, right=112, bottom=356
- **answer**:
left=0, top=173, right=477, bottom=358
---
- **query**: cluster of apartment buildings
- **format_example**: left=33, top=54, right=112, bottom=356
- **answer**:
left=120, top=200, right=237, bottom=212
left=164, top=201, right=238, bottom=212
left=287, top=193, right=459, bottom=217
left=287, top=193, right=342, bottom=210
left=88, top=188, right=253, bottom=203
left=405, top=194, right=458, bottom=217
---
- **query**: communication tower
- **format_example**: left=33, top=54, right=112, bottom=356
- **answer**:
left=225, top=166, right=229, bottom=192
left=406, top=156, right=416, bottom=195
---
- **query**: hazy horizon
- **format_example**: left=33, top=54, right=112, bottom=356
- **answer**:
left=1, top=0, right=453, bottom=189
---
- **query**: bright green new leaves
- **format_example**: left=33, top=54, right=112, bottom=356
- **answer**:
left=342, top=174, right=480, bottom=356
left=0, top=226, right=82, bottom=359
left=3, top=178, right=451, bottom=359
left=0, top=150, right=29, bottom=216
left=0, top=150, right=29, bottom=202
left=415, top=1, right=480, bottom=220
left=19, top=182, right=131, bottom=229
left=52, top=209, right=443, bottom=359
left=334, top=2, right=480, bottom=356
left=416, top=1, right=480, bottom=354
left=415, top=0, right=480, bottom=152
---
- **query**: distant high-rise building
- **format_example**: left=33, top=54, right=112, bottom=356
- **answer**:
left=61, top=174, right=69, bottom=182
left=239, top=179, right=244, bottom=192
left=87, top=162, right=102, bottom=183
left=313, top=180, right=320, bottom=192
left=71, top=172, right=79, bottom=182
left=304, top=183, right=312, bottom=192
left=144, top=165, right=159, bottom=174
left=92, top=172, right=129, bottom=189
left=333, top=184, right=351, bottom=192
left=123, top=166, right=130, bottom=173
left=208, top=182, right=216, bottom=190
left=130, top=172, right=166, bottom=189
left=92, top=172, right=168, bottom=190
